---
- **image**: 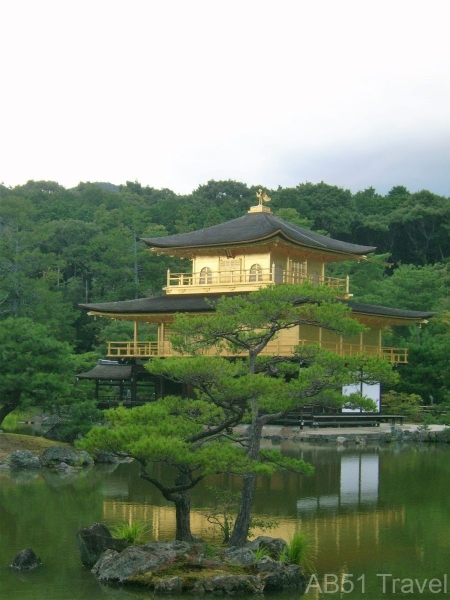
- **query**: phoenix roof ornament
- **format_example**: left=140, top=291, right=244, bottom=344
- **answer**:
left=256, top=189, right=271, bottom=206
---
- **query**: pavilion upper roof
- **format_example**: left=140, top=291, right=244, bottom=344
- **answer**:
left=141, top=211, right=376, bottom=257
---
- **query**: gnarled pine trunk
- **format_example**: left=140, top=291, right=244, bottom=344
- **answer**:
left=228, top=472, right=256, bottom=547
left=173, top=489, right=194, bottom=542
left=139, top=464, right=194, bottom=543
left=229, top=417, right=264, bottom=547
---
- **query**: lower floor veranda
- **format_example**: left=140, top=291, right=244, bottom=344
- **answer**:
left=105, top=321, right=408, bottom=364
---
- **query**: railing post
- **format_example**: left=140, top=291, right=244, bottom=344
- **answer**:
left=167, top=269, right=170, bottom=287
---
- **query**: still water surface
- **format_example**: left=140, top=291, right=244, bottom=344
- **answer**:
left=0, top=442, right=448, bottom=600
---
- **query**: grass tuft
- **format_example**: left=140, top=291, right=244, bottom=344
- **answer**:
left=111, top=520, right=150, bottom=545
left=283, top=531, right=316, bottom=574
left=253, top=546, right=270, bottom=560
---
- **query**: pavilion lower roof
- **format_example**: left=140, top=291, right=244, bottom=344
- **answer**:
left=80, top=293, right=434, bottom=323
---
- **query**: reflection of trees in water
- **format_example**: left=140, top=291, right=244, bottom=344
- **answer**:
left=1, top=445, right=448, bottom=600
left=0, top=469, right=40, bottom=484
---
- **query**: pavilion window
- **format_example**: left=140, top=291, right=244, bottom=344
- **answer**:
left=199, top=267, right=212, bottom=284
left=273, top=264, right=284, bottom=284
left=249, top=263, right=263, bottom=282
left=219, top=258, right=241, bottom=283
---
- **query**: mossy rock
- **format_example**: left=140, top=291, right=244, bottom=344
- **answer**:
left=40, top=445, right=93, bottom=467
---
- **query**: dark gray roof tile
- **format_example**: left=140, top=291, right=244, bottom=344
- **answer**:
left=141, top=212, right=376, bottom=256
left=77, top=364, right=133, bottom=380
left=80, top=293, right=434, bottom=320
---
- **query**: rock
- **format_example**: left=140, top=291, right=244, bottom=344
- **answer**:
left=42, top=415, right=61, bottom=426
left=200, top=556, right=226, bottom=567
left=93, top=450, right=119, bottom=464
left=336, top=436, right=348, bottom=444
left=43, top=422, right=71, bottom=442
left=10, top=548, right=42, bottom=570
left=255, top=555, right=280, bottom=572
left=4, top=450, right=40, bottom=469
left=245, top=536, right=288, bottom=559
left=260, top=563, right=305, bottom=590
left=76, top=523, right=128, bottom=568
left=40, top=446, right=93, bottom=468
left=91, top=540, right=192, bottom=582
left=389, top=426, right=404, bottom=441
left=223, top=546, right=256, bottom=565
left=193, top=574, right=264, bottom=595
left=154, top=576, right=184, bottom=594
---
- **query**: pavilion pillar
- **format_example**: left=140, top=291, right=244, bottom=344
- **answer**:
left=131, top=364, right=137, bottom=402
left=158, top=322, right=163, bottom=355
left=134, top=321, right=138, bottom=356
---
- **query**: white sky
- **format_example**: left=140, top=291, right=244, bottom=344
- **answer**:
left=1, top=0, right=449, bottom=196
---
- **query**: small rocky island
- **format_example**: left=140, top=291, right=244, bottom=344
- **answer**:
left=77, top=523, right=306, bottom=595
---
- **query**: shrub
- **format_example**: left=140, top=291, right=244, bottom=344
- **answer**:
left=422, top=403, right=450, bottom=426
left=46, top=401, right=103, bottom=443
left=381, top=391, right=423, bottom=422
left=204, top=485, right=278, bottom=544
left=204, top=486, right=241, bottom=544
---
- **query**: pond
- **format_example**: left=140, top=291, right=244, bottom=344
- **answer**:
left=0, top=441, right=449, bottom=600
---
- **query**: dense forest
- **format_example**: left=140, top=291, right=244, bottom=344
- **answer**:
left=1, top=178, right=449, bottom=406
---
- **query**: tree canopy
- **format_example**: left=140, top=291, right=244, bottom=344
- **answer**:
left=148, top=284, right=397, bottom=545
left=0, top=177, right=448, bottom=403
left=0, top=317, right=75, bottom=425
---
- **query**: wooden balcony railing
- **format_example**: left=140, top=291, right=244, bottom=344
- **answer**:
left=166, top=267, right=350, bottom=295
left=307, top=341, right=408, bottom=363
left=107, top=341, right=160, bottom=357
left=380, top=347, right=408, bottom=363
left=107, top=340, right=408, bottom=363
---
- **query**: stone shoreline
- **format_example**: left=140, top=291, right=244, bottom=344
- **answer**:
left=235, top=422, right=450, bottom=444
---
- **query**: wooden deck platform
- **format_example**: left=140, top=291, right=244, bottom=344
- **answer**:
left=270, top=410, right=405, bottom=429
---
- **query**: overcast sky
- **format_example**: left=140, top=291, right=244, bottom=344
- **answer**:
left=1, top=0, right=449, bottom=196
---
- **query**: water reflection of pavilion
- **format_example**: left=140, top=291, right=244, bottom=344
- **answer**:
left=99, top=449, right=406, bottom=556
left=297, top=452, right=379, bottom=514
